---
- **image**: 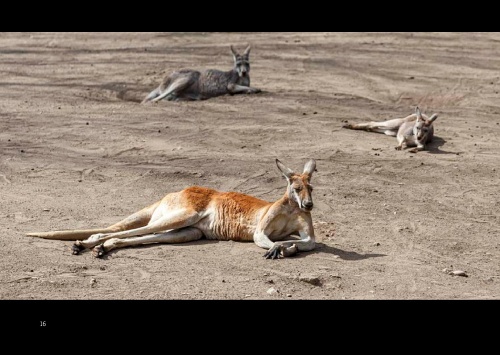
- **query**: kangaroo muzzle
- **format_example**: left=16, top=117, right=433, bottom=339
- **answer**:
left=302, top=201, right=314, bottom=211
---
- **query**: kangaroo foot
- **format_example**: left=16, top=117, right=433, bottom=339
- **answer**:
left=72, top=241, right=84, bottom=255
left=92, top=244, right=106, bottom=258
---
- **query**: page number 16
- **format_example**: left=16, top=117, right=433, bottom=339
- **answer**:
left=40, top=321, right=46, bottom=327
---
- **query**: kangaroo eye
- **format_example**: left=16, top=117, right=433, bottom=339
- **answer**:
left=294, top=186, right=302, bottom=192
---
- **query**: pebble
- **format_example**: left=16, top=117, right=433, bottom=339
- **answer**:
left=443, top=268, right=468, bottom=277
left=267, top=287, right=278, bottom=295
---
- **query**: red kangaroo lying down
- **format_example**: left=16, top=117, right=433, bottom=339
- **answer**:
left=27, top=159, right=317, bottom=260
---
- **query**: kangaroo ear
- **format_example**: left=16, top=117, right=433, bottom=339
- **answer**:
left=428, top=113, right=438, bottom=123
left=230, top=45, right=238, bottom=58
left=243, top=44, right=251, bottom=57
left=302, top=159, right=316, bottom=178
left=415, top=106, right=423, bottom=121
left=276, top=159, right=294, bottom=180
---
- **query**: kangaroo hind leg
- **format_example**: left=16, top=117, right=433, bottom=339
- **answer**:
left=343, top=117, right=405, bottom=136
left=151, top=75, right=194, bottom=102
left=72, top=201, right=160, bottom=254
left=94, top=227, right=203, bottom=257
left=86, top=208, right=202, bottom=257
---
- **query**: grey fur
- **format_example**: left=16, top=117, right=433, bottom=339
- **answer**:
left=142, top=45, right=261, bottom=103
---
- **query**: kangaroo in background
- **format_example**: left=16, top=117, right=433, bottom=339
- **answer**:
left=142, top=45, right=261, bottom=103
left=26, top=159, right=316, bottom=260
left=342, top=107, right=438, bottom=153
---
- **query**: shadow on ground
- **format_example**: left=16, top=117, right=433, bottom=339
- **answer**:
left=425, top=136, right=461, bottom=155
left=297, top=242, right=386, bottom=261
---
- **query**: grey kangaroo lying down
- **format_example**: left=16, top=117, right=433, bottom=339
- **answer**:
left=343, top=107, right=438, bottom=153
left=142, top=45, right=261, bottom=103
left=26, top=159, right=317, bottom=260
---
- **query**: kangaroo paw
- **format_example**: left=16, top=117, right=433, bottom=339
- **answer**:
left=264, top=245, right=282, bottom=260
left=282, top=244, right=298, bottom=257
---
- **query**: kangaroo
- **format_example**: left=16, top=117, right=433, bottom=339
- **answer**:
left=26, top=159, right=316, bottom=260
left=142, top=45, right=261, bottom=103
left=342, top=107, right=438, bottom=153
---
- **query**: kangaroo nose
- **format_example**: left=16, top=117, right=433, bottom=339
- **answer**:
left=304, top=201, right=313, bottom=209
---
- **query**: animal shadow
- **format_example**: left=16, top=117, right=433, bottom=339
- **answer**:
left=297, top=242, right=386, bottom=260
left=425, top=136, right=461, bottom=155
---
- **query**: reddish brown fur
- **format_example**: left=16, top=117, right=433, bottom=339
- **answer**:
left=181, top=186, right=218, bottom=212
left=181, top=187, right=272, bottom=241
left=217, top=191, right=269, bottom=212
left=211, top=192, right=270, bottom=241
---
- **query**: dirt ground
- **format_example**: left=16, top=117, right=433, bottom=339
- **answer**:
left=1, top=32, right=499, bottom=300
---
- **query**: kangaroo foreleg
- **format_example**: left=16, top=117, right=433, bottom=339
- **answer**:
left=254, top=230, right=315, bottom=260
left=227, top=83, right=261, bottom=95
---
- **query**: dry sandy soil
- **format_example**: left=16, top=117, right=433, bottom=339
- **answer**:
left=1, top=32, right=499, bottom=300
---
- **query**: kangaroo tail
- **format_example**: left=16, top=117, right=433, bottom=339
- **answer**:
left=26, top=228, right=112, bottom=241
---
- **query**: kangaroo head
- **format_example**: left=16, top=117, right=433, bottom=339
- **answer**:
left=276, top=158, right=316, bottom=212
left=413, top=107, right=438, bottom=142
left=230, top=45, right=251, bottom=78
